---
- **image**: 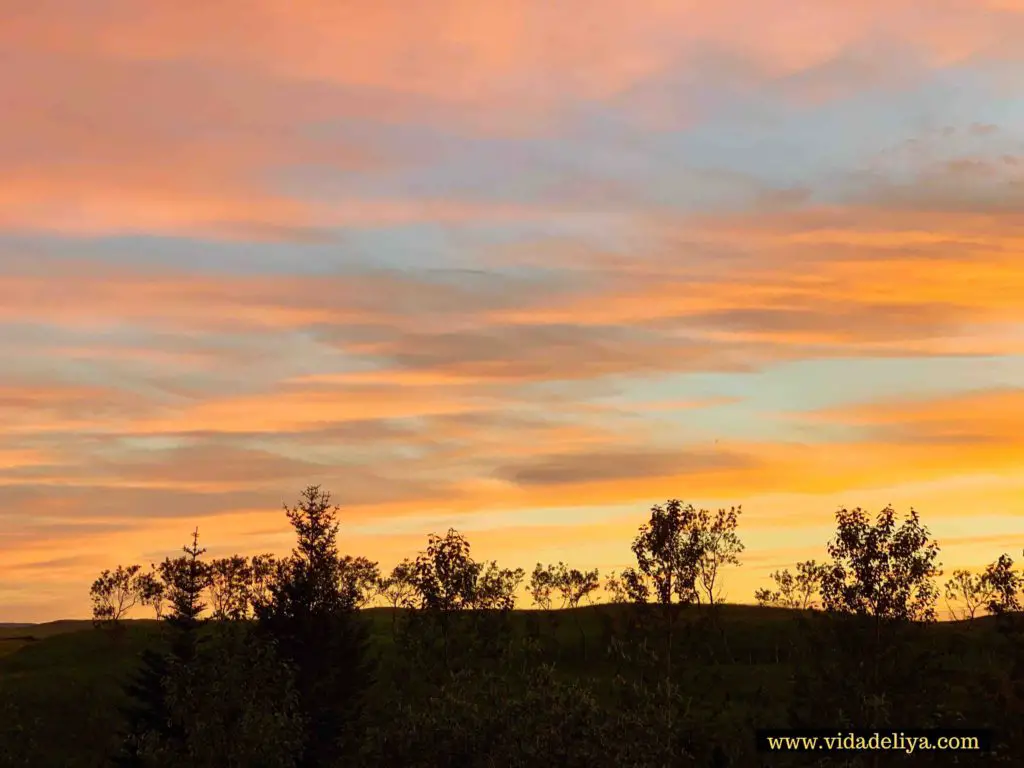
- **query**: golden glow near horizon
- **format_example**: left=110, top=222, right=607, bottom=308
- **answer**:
left=2, top=0, right=1024, bottom=621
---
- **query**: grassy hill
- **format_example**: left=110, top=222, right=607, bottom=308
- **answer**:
left=0, top=605, right=1013, bottom=767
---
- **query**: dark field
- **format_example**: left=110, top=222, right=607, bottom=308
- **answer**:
left=1, top=605, right=1018, bottom=767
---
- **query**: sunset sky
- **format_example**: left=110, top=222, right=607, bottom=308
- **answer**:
left=3, top=0, right=1024, bottom=622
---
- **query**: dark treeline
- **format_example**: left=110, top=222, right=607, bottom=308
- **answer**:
left=6, top=487, right=1024, bottom=766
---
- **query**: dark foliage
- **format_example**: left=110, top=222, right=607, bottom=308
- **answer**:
left=254, top=486, right=374, bottom=768
left=6, top=491, right=1024, bottom=767
left=113, top=528, right=212, bottom=766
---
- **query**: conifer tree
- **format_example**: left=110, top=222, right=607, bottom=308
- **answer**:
left=163, top=528, right=210, bottom=665
left=115, top=529, right=210, bottom=766
left=255, top=486, right=373, bottom=767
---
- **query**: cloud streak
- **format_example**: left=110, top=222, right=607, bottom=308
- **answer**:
left=2, top=0, right=1024, bottom=620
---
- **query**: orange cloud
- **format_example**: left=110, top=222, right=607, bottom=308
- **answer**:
left=0, top=448, right=52, bottom=470
left=795, top=387, right=1024, bottom=444
left=0, top=264, right=566, bottom=333
left=4, top=2, right=1024, bottom=622
left=8, top=1, right=1022, bottom=102
left=0, top=40, right=575, bottom=238
left=150, top=387, right=486, bottom=435
left=10, top=208, right=1020, bottom=389
left=485, top=204, right=1024, bottom=357
left=0, top=175, right=567, bottom=239
left=1, top=383, right=493, bottom=438
left=3, top=1, right=1023, bottom=238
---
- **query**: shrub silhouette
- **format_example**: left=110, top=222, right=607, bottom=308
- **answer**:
left=89, top=565, right=145, bottom=628
left=943, top=567, right=994, bottom=621
left=791, top=506, right=949, bottom=750
left=982, top=553, right=1022, bottom=615
left=754, top=559, right=826, bottom=609
left=58, top=489, right=1024, bottom=767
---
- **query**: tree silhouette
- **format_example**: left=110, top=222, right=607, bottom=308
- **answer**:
left=115, top=528, right=211, bottom=767
left=552, top=562, right=600, bottom=659
left=551, top=563, right=601, bottom=610
left=693, top=506, right=744, bottom=606
left=407, top=528, right=480, bottom=668
left=943, top=568, right=994, bottom=621
left=821, top=506, right=941, bottom=622
left=754, top=559, right=826, bottom=610
left=409, top=529, right=479, bottom=611
left=628, top=500, right=746, bottom=683
left=981, top=551, right=1024, bottom=759
left=631, top=500, right=702, bottom=606
left=604, top=567, right=650, bottom=604
left=377, top=558, right=416, bottom=639
left=338, top=555, right=381, bottom=608
left=164, top=529, right=210, bottom=630
left=208, top=555, right=252, bottom=620
left=468, top=560, right=524, bottom=661
left=255, top=486, right=373, bottom=768
left=628, top=501, right=745, bottom=608
left=136, top=567, right=166, bottom=619
left=247, top=552, right=279, bottom=614
left=60, top=489, right=1024, bottom=766
left=474, top=560, right=525, bottom=611
left=794, top=506, right=944, bottom=737
left=528, top=562, right=556, bottom=609
left=89, top=564, right=144, bottom=627
left=982, top=553, right=1022, bottom=615
left=378, top=559, right=415, bottom=608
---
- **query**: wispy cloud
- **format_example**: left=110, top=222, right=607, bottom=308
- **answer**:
left=2, top=0, right=1024, bottom=620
